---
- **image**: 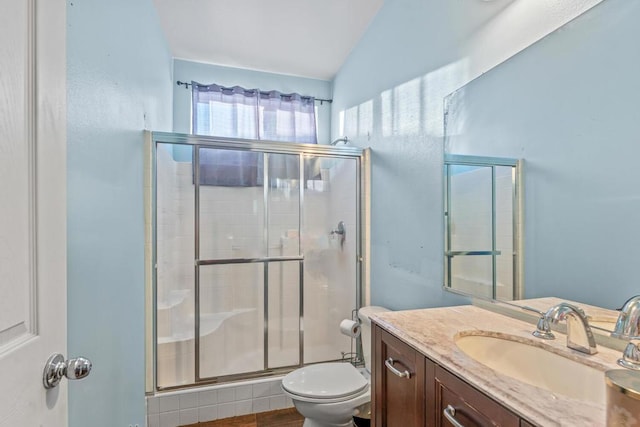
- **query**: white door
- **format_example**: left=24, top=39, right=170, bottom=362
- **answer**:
left=0, top=0, right=69, bottom=426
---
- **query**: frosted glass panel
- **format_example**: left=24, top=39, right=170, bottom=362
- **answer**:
left=156, top=143, right=196, bottom=388
left=198, top=147, right=265, bottom=260
left=267, top=153, right=300, bottom=257
left=302, top=156, right=357, bottom=364
left=199, top=263, right=264, bottom=379
left=267, top=261, right=300, bottom=368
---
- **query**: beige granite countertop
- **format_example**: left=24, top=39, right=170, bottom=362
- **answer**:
left=371, top=305, right=624, bottom=426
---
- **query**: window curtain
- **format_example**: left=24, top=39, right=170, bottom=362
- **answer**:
left=192, top=82, right=317, bottom=186
left=192, top=83, right=262, bottom=186
left=259, top=91, right=317, bottom=144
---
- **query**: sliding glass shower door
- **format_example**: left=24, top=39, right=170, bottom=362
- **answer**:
left=154, top=135, right=363, bottom=389
left=196, top=148, right=303, bottom=380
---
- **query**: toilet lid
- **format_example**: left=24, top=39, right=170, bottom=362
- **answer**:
left=282, top=363, right=368, bottom=399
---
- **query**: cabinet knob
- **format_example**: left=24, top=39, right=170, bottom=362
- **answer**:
left=384, top=357, right=411, bottom=379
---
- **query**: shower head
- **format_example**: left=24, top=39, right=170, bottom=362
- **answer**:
left=330, top=136, right=349, bottom=146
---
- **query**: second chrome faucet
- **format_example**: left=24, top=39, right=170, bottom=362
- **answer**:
left=533, top=302, right=598, bottom=355
left=612, top=295, right=640, bottom=369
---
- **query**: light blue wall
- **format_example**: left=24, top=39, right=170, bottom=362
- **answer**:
left=331, top=0, right=470, bottom=310
left=173, top=59, right=333, bottom=144
left=444, top=0, right=640, bottom=309
left=332, top=0, right=635, bottom=311
left=67, top=1, right=173, bottom=426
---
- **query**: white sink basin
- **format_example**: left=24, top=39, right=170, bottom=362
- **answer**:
left=455, top=332, right=605, bottom=404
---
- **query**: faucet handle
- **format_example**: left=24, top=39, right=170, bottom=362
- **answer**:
left=532, top=316, right=555, bottom=340
left=519, top=305, right=555, bottom=340
left=618, top=341, right=640, bottom=370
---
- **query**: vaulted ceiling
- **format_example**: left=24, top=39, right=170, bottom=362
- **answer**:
left=152, top=0, right=384, bottom=81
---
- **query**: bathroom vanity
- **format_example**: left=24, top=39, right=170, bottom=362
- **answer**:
left=374, top=326, right=526, bottom=426
left=371, top=305, right=625, bottom=426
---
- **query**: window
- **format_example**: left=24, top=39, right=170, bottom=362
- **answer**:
left=191, top=83, right=318, bottom=187
left=192, top=83, right=317, bottom=143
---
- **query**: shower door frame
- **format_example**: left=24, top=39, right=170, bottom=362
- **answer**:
left=149, top=132, right=366, bottom=391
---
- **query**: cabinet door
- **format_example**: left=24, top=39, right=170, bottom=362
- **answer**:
left=373, top=325, right=426, bottom=427
left=434, top=366, right=520, bottom=427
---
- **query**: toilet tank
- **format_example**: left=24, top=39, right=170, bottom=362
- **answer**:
left=357, top=306, right=390, bottom=372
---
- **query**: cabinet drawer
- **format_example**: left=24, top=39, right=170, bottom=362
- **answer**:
left=435, top=365, right=519, bottom=427
left=373, top=326, right=426, bottom=427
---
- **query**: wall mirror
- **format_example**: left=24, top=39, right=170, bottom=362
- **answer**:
left=442, top=0, right=640, bottom=334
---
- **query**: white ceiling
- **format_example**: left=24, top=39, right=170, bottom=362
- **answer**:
left=152, top=0, right=384, bottom=81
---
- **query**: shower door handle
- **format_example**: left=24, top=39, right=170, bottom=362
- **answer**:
left=330, top=221, right=346, bottom=249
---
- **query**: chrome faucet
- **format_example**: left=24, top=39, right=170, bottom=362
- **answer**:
left=612, top=295, right=640, bottom=370
left=541, top=302, right=597, bottom=355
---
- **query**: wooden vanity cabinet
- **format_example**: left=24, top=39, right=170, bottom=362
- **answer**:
left=372, top=324, right=532, bottom=427
left=373, top=326, right=427, bottom=427
left=433, top=365, right=520, bottom=427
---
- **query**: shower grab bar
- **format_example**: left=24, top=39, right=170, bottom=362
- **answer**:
left=445, top=250, right=502, bottom=257
left=197, top=255, right=304, bottom=265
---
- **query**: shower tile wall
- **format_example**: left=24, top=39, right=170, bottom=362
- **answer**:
left=146, top=377, right=294, bottom=427
left=156, top=145, right=357, bottom=388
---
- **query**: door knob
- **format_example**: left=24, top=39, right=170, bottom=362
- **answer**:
left=43, top=353, right=92, bottom=389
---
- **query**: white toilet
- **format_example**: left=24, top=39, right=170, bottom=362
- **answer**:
left=281, top=306, right=389, bottom=427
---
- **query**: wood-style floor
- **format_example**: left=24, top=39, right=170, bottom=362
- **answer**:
left=181, top=408, right=304, bottom=427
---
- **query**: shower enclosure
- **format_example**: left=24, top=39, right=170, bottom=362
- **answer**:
left=149, top=132, right=366, bottom=390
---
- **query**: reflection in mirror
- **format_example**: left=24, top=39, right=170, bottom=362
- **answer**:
left=473, top=297, right=628, bottom=351
left=442, top=0, right=640, bottom=329
left=443, top=155, right=522, bottom=300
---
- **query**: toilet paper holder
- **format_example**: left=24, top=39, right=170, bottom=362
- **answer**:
left=340, top=309, right=364, bottom=367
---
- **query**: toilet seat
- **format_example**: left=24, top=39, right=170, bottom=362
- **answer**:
left=283, top=386, right=369, bottom=404
left=282, top=362, right=368, bottom=403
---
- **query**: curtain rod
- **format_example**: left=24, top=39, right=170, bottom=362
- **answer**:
left=176, top=80, right=333, bottom=104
